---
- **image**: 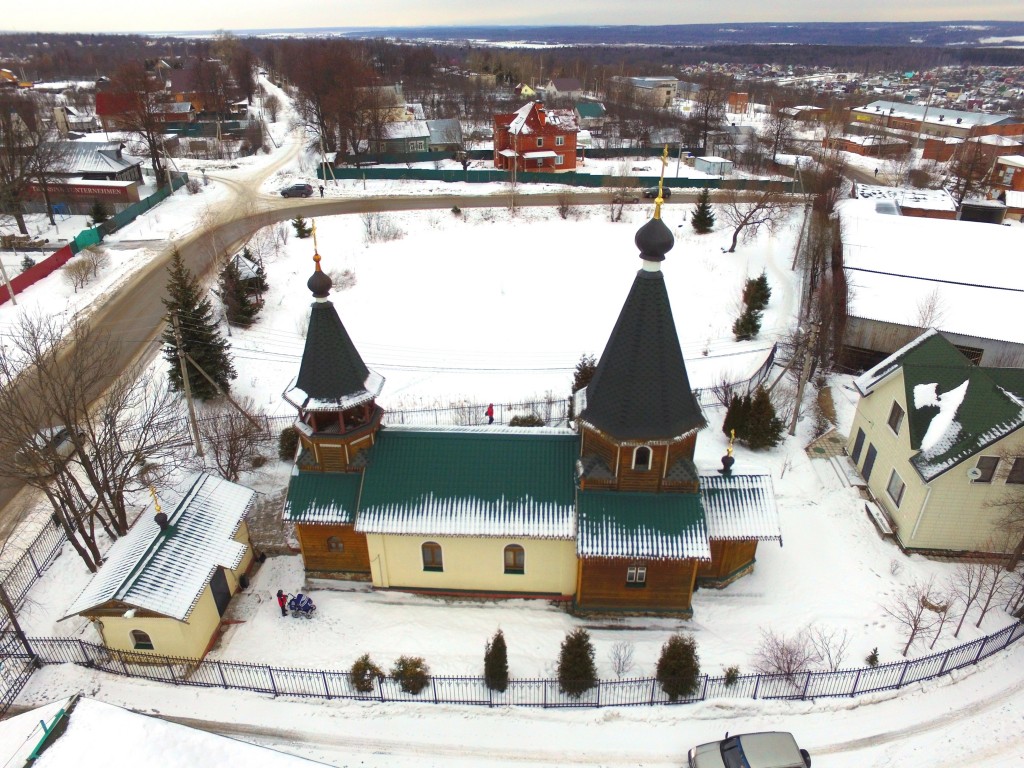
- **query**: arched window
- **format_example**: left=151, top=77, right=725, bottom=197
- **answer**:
left=422, top=541, right=443, bottom=572
left=504, top=544, right=525, bottom=574
left=633, top=446, right=652, bottom=471
left=327, top=536, right=344, bottom=552
left=130, top=629, right=154, bottom=650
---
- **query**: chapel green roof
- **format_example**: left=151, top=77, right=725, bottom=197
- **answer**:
left=576, top=491, right=710, bottom=560
left=284, top=471, right=363, bottom=524
left=355, top=428, right=578, bottom=538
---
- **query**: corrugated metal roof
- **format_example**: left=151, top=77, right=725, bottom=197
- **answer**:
left=355, top=427, right=577, bottom=538
left=577, top=491, right=710, bottom=560
left=60, top=141, right=137, bottom=175
left=65, top=474, right=255, bottom=621
left=284, top=471, right=362, bottom=524
left=700, top=472, right=781, bottom=541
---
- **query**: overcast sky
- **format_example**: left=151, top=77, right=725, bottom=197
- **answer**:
left=6, top=1, right=1024, bottom=33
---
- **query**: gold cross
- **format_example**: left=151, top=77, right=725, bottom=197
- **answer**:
left=654, top=145, right=669, bottom=220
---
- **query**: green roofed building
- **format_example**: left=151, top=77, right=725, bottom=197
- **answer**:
left=849, top=329, right=1024, bottom=556
left=282, top=196, right=781, bottom=615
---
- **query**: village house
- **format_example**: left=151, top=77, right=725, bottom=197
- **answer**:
left=847, top=330, right=1024, bottom=555
left=824, top=134, right=910, bottom=158
left=25, top=140, right=145, bottom=209
left=282, top=197, right=781, bottom=615
left=62, top=473, right=257, bottom=658
left=493, top=101, right=579, bottom=173
left=852, top=183, right=958, bottom=220
left=992, top=155, right=1024, bottom=193
left=609, top=76, right=679, bottom=108
left=573, top=102, right=607, bottom=133
left=851, top=100, right=1024, bottom=140
left=540, top=77, right=584, bottom=100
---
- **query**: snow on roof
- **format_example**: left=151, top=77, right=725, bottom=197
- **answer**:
left=507, top=102, right=535, bottom=135
left=997, top=155, right=1024, bottom=168
left=973, top=134, right=1022, bottom=147
left=854, top=183, right=957, bottom=211
left=698, top=155, right=730, bottom=163
left=841, top=134, right=909, bottom=146
left=854, top=100, right=1014, bottom=128
left=576, top=491, right=711, bottom=561
left=283, top=369, right=385, bottom=413
left=700, top=472, right=781, bottom=542
left=382, top=120, right=430, bottom=140
left=523, top=150, right=557, bottom=159
left=1005, top=190, right=1024, bottom=209
left=839, top=199, right=1024, bottom=344
left=0, top=697, right=329, bottom=767
left=918, top=379, right=969, bottom=453
left=64, top=473, right=255, bottom=621
left=854, top=328, right=941, bottom=395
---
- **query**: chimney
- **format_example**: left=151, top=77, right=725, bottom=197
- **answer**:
left=155, top=512, right=169, bottom=531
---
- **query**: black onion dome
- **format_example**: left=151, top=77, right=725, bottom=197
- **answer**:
left=634, top=216, right=674, bottom=262
left=307, top=267, right=333, bottom=298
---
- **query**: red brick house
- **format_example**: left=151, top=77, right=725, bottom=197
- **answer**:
left=493, top=101, right=578, bottom=173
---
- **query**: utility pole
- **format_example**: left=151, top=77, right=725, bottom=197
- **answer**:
left=0, top=250, right=17, bottom=306
left=788, top=322, right=819, bottom=437
left=171, top=312, right=204, bottom=457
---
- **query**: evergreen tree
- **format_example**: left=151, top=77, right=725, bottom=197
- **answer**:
left=162, top=249, right=236, bottom=400
left=722, top=394, right=739, bottom=438
left=744, top=387, right=784, bottom=449
left=292, top=216, right=312, bottom=239
left=88, top=199, right=110, bottom=227
left=746, top=271, right=772, bottom=311
left=732, top=306, right=762, bottom=341
left=724, top=394, right=753, bottom=441
left=219, top=258, right=258, bottom=327
left=20, top=254, right=36, bottom=272
left=568, top=353, right=597, bottom=420
left=656, top=633, right=701, bottom=701
left=691, top=188, right=715, bottom=234
left=484, top=629, right=509, bottom=692
left=557, top=628, right=597, bottom=698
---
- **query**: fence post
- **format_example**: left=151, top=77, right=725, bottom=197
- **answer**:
left=267, top=666, right=278, bottom=696
left=896, top=660, right=910, bottom=688
left=649, top=677, right=657, bottom=704
left=167, top=661, right=176, bottom=683
left=78, top=639, right=90, bottom=666
left=801, top=671, right=812, bottom=699
left=596, top=680, right=600, bottom=708
left=217, top=661, right=228, bottom=689
left=851, top=668, right=862, bottom=696
left=937, top=648, right=953, bottom=676
left=119, top=652, right=129, bottom=677
left=973, top=639, right=986, bottom=664
left=432, top=677, right=438, bottom=704
left=752, top=674, right=761, bottom=700
left=700, top=674, right=708, bottom=702
left=322, top=670, right=331, bottom=699
left=27, top=552, right=40, bottom=578
left=376, top=673, right=385, bottom=702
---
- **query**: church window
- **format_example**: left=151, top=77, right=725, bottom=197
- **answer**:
left=327, top=536, right=344, bottom=552
left=130, top=630, right=154, bottom=650
left=422, top=541, right=443, bottom=571
left=633, top=446, right=652, bottom=471
left=504, top=544, right=525, bottom=574
left=626, top=565, right=647, bottom=587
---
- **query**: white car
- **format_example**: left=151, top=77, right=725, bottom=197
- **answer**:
left=688, top=732, right=811, bottom=768
left=18, top=426, right=84, bottom=468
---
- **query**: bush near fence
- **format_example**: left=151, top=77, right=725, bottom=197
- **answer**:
left=7, top=620, right=1023, bottom=712
left=0, top=175, right=188, bottom=307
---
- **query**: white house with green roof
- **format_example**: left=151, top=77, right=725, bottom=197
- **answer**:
left=62, top=473, right=257, bottom=658
left=848, top=329, right=1024, bottom=554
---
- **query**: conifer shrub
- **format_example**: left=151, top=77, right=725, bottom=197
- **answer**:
left=723, top=665, right=740, bottom=687
left=484, top=629, right=509, bottom=692
left=557, top=628, right=597, bottom=698
left=88, top=199, right=110, bottom=226
left=742, top=272, right=772, bottom=312
left=350, top=654, right=384, bottom=693
left=722, top=394, right=751, bottom=440
left=391, top=655, right=431, bottom=695
left=732, top=306, right=762, bottom=340
left=691, top=188, right=715, bottom=234
left=509, top=414, right=545, bottom=427
left=865, top=647, right=879, bottom=667
left=292, top=216, right=312, bottom=238
left=278, top=427, right=299, bottom=460
left=656, top=633, right=701, bottom=701
left=20, top=254, right=36, bottom=272
left=451, top=205, right=462, bottom=215
left=568, top=353, right=597, bottom=420
left=745, top=387, right=784, bottom=449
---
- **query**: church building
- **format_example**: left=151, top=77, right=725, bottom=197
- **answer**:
left=283, top=190, right=781, bottom=615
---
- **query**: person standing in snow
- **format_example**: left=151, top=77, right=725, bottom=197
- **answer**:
left=318, top=185, right=325, bottom=198
left=276, top=590, right=287, bottom=617
left=485, top=403, right=495, bottom=425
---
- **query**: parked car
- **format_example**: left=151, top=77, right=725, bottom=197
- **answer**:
left=643, top=186, right=671, bottom=199
left=17, top=426, right=85, bottom=470
left=280, top=183, right=314, bottom=198
left=612, top=191, right=640, bottom=204
left=688, top=732, right=811, bottom=768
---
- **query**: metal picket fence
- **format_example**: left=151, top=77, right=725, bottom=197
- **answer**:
left=6, top=619, right=1022, bottom=712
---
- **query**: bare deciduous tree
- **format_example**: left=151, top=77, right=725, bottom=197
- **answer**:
left=108, top=61, right=173, bottom=186
left=807, top=626, right=852, bottom=672
left=64, top=258, right=93, bottom=292
left=915, top=287, right=946, bottom=328
left=608, top=640, right=635, bottom=679
left=976, top=550, right=1015, bottom=628
left=0, top=314, right=192, bottom=571
left=197, top=397, right=266, bottom=482
left=721, top=185, right=794, bottom=253
left=264, top=93, right=281, bottom=123
left=952, top=559, right=987, bottom=637
left=753, top=627, right=819, bottom=680
left=884, top=577, right=940, bottom=657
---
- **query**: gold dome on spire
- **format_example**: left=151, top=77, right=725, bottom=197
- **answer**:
left=653, top=145, right=669, bottom=220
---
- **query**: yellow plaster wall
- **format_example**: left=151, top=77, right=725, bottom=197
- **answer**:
left=96, top=585, right=222, bottom=659
left=848, top=371, right=1024, bottom=552
left=365, top=534, right=577, bottom=595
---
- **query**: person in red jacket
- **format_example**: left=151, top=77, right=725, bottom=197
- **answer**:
left=276, top=590, right=287, bottom=617
left=485, top=403, right=494, bottom=425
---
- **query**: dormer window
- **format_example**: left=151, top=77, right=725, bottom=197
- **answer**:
left=633, top=446, right=652, bottom=471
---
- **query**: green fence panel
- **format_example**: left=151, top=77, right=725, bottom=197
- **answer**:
left=74, top=228, right=102, bottom=250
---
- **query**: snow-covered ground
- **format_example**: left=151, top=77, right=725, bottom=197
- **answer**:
left=5, top=77, right=1024, bottom=767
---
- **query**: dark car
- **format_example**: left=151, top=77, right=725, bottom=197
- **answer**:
left=280, top=183, right=314, bottom=198
left=643, top=186, right=671, bottom=199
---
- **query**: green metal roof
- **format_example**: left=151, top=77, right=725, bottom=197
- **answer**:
left=356, top=427, right=578, bottom=538
left=574, top=102, right=606, bottom=118
left=577, top=491, right=710, bottom=560
left=284, top=471, right=363, bottom=524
